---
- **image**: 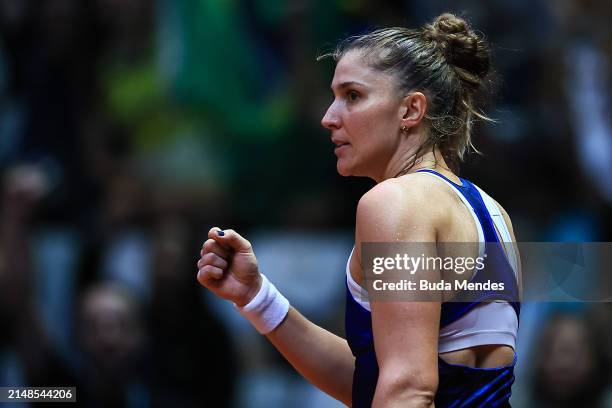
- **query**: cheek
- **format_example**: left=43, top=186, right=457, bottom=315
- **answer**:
left=348, top=104, right=398, bottom=150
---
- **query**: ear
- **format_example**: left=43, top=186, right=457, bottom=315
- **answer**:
left=399, top=92, right=427, bottom=130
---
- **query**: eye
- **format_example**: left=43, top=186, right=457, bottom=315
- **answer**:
left=346, top=90, right=360, bottom=102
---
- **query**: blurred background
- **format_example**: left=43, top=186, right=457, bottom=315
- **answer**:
left=0, top=0, right=611, bottom=407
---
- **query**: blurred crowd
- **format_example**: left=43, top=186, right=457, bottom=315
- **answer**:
left=0, top=0, right=611, bottom=407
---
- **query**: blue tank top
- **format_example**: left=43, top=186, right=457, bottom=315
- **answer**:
left=345, top=170, right=520, bottom=407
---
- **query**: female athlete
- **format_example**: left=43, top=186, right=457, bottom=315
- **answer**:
left=197, top=12, right=521, bottom=408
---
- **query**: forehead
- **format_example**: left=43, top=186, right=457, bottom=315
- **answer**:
left=331, top=50, right=395, bottom=90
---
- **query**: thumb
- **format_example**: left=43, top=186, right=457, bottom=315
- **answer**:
left=208, top=227, right=253, bottom=253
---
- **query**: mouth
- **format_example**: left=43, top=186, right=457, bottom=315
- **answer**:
left=332, top=138, right=350, bottom=148
left=333, top=142, right=350, bottom=155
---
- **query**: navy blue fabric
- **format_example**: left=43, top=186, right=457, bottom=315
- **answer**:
left=414, top=170, right=520, bottom=326
left=345, top=286, right=378, bottom=407
left=436, top=355, right=515, bottom=408
left=345, top=170, right=520, bottom=407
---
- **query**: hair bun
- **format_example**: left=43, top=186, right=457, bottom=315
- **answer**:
left=423, top=13, right=491, bottom=87
left=432, top=13, right=471, bottom=37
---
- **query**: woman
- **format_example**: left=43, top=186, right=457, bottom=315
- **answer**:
left=197, top=13, right=521, bottom=407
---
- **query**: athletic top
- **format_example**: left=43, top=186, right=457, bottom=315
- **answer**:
left=345, top=169, right=521, bottom=407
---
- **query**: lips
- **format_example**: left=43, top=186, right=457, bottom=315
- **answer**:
left=334, top=143, right=350, bottom=156
left=331, top=136, right=350, bottom=157
left=331, top=137, right=350, bottom=148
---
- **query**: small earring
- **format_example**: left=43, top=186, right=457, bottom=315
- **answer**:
left=401, top=125, right=407, bottom=131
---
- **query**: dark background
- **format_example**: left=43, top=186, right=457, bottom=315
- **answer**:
left=0, top=0, right=611, bottom=406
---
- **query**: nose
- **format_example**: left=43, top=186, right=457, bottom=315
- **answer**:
left=321, top=101, right=341, bottom=130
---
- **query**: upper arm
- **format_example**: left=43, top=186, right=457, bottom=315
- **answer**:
left=355, top=179, right=440, bottom=400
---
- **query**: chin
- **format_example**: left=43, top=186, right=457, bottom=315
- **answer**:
left=336, top=167, right=351, bottom=177
left=336, top=161, right=353, bottom=177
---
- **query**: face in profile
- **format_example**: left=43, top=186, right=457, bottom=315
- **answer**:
left=321, top=50, right=407, bottom=179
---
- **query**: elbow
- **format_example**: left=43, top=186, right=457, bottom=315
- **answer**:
left=373, top=370, right=438, bottom=407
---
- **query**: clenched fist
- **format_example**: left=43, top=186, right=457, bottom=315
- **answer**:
left=196, top=227, right=262, bottom=307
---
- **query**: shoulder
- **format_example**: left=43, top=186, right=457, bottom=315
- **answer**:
left=357, top=173, right=452, bottom=220
left=359, top=173, right=427, bottom=203
left=356, top=174, right=448, bottom=242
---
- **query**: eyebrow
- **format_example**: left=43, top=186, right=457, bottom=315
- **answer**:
left=331, top=81, right=367, bottom=91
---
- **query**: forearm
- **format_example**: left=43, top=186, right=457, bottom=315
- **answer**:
left=196, top=230, right=354, bottom=404
left=266, top=307, right=354, bottom=406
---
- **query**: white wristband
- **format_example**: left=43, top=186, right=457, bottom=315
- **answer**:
left=235, top=274, right=290, bottom=334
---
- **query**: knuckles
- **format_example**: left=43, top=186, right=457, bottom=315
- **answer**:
left=199, top=265, right=219, bottom=275
left=202, top=252, right=216, bottom=263
left=197, top=253, right=227, bottom=271
left=203, top=238, right=216, bottom=251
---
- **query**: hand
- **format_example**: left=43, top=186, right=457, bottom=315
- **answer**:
left=196, top=227, right=262, bottom=307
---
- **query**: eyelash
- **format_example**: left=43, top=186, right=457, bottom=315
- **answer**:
left=346, top=90, right=359, bottom=102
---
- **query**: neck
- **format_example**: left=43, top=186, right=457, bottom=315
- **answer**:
left=375, top=145, right=453, bottom=183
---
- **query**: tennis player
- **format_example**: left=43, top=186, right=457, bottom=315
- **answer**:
left=197, top=13, right=520, bottom=407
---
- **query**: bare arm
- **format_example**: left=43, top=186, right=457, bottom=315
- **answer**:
left=266, top=308, right=354, bottom=405
left=197, top=228, right=354, bottom=406
left=355, top=178, right=441, bottom=407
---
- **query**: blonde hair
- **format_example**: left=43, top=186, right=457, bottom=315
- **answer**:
left=320, top=13, right=496, bottom=173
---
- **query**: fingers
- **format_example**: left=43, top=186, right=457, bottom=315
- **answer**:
left=201, top=238, right=230, bottom=259
left=208, top=227, right=252, bottom=253
left=197, top=252, right=228, bottom=271
left=197, top=244, right=228, bottom=283
left=197, top=226, right=253, bottom=288
left=197, top=265, right=224, bottom=285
